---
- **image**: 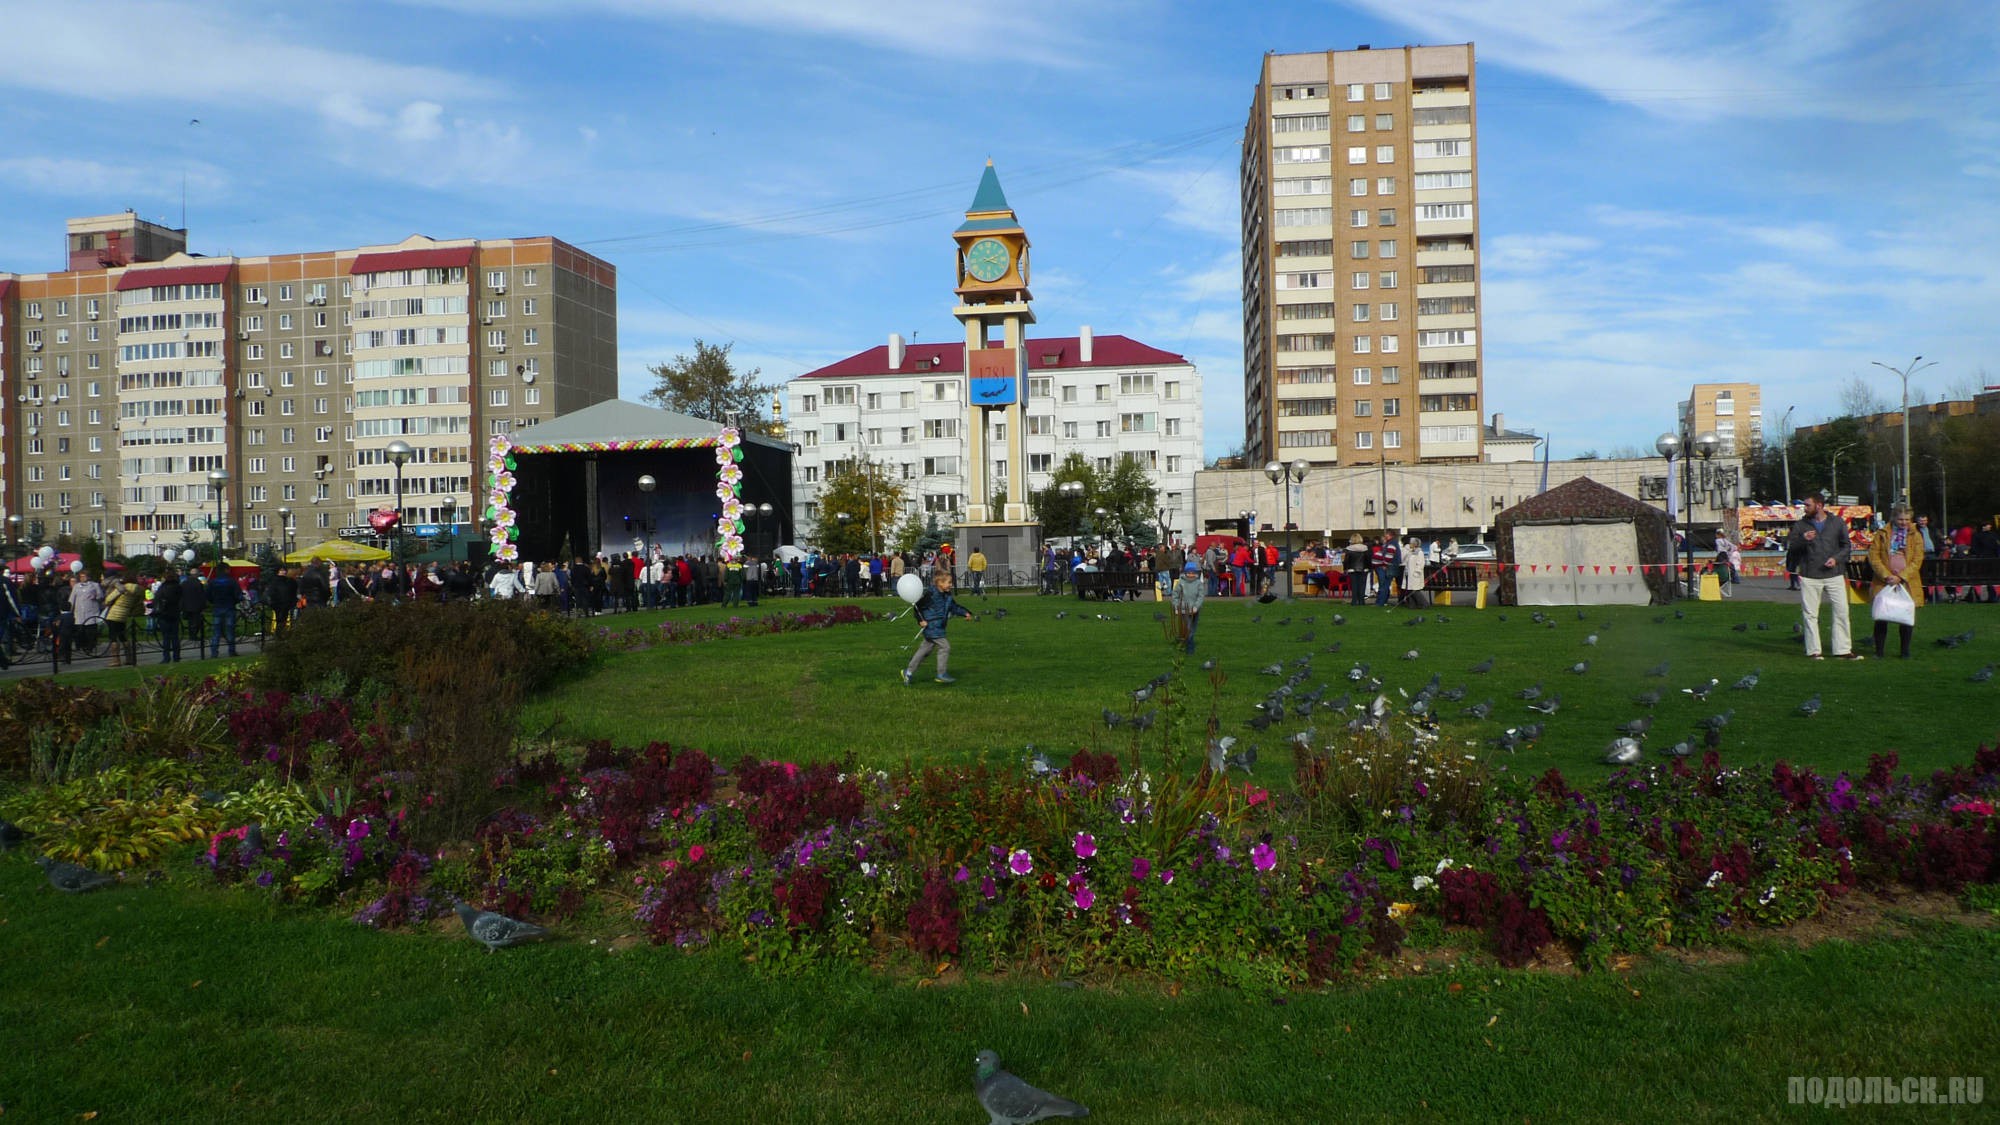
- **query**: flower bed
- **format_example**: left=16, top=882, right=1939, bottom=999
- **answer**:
left=176, top=728, right=2000, bottom=992
left=6, top=656, right=1994, bottom=991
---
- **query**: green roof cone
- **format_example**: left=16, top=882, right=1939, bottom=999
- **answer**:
left=967, top=160, right=1010, bottom=214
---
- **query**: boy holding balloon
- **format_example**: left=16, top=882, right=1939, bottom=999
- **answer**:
left=900, top=569, right=974, bottom=685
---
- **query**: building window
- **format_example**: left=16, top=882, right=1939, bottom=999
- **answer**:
left=1373, top=82, right=1392, bottom=100
left=1383, top=398, right=1402, bottom=417
left=1118, top=412, right=1156, bottom=433
left=1384, top=430, right=1403, bottom=448
left=1354, top=431, right=1374, bottom=449
left=1375, top=145, right=1394, bottom=163
left=1062, top=422, right=1079, bottom=439
left=1377, top=177, right=1395, bottom=194
left=1346, top=146, right=1367, bottom=165
left=522, top=328, right=538, bottom=345
left=1346, top=83, right=1365, bottom=102
left=1381, top=366, right=1401, bottom=384
left=1352, top=304, right=1371, bottom=322
left=492, top=389, right=510, bottom=406
left=1346, top=114, right=1365, bottom=132
left=1348, top=177, right=1368, bottom=197
left=1378, top=209, right=1398, bottom=227
left=1375, top=113, right=1394, bottom=130
left=1354, top=336, right=1372, bottom=353
left=1380, top=302, right=1399, bottom=320
left=1380, top=270, right=1398, bottom=288
left=1352, top=367, right=1372, bottom=385
left=1095, top=421, right=1112, bottom=438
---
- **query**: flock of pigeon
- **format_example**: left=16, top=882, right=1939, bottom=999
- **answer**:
left=1080, top=604, right=1988, bottom=774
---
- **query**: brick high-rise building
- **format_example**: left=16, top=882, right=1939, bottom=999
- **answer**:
left=0, top=214, right=616, bottom=557
left=1241, top=43, right=1483, bottom=469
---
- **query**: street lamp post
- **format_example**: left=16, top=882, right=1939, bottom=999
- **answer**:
left=277, top=505, right=293, bottom=556
left=636, top=474, right=657, bottom=565
left=1655, top=429, right=1721, bottom=598
left=1093, top=507, right=1110, bottom=552
left=1779, top=404, right=1796, bottom=506
left=1057, top=480, right=1085, bottom=541
left=1872, top=356, right=1937, bottom=509
left=1264, top=458, right=1310, bottom=597
left=440, top=496, right=458, bottom=564
left=385, top=440, right=414, bottom=564
left=206, top=468, right=229, bottom=564
left=1827, top=442, right=1855, bottom=501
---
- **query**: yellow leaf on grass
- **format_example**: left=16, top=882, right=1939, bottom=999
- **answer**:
left=1485, top=1015, right=1498, bottom=1027
left=95, top=937, right=110, bottom=949
left=1020, top=1002, right=1030, bottom=1017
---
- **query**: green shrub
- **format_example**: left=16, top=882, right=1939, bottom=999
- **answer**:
left=0, top=681, right=119, bottom=776
left=255, top=598, right=593, bottom=698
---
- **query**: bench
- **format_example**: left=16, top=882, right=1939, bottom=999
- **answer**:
left=1072, top=570, right=1154, bottom=601
left=1844, top=557, right=2000, bottom=601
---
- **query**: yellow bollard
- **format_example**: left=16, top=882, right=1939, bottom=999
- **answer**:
left=1435, top=590, right=1452, bottom=606
left=1474, top=580, right=1488, bottom=609
left=1847, top=581, right=1867, bottom=605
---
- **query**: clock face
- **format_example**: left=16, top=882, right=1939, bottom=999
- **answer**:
left=964, top=238, right=1011, bottom=283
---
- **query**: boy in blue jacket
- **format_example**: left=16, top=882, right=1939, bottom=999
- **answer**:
left=903, top=571, right=975, bottom=684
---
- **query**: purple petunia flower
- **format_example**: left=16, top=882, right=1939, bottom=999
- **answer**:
left=1073, top=832, right=1097, bottom=859
left=255, top=870, right=275, bottom=888
left=953, top=865, right=971, bottom=883
left=1073, top=884, right=1095, bottom=910
left=1215, top=844, right=1232, bottom=862
left=1131, top=857, right=1152, bottom=881
left=1008, top=849, right=1033, bottom=876
left=1159, top=867, right=1175, bottom=885
left=980, top=876, right=998, bottom=901
left=1251, top=842, right=1277, bottom=872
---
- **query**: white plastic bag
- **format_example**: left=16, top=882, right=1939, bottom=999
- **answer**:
left=1872, top=584, right=1915, bottom=626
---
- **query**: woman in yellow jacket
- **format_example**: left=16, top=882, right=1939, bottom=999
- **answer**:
left=1867, top=506, right=1924, bottom=659
left=103, top=574, right=142, bottom=667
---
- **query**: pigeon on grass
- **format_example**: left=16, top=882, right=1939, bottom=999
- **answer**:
left=0, top=817, right=24, bottom=852
left=39, top=857, right=115, bottom=893
left=974, top=1050, right=1089, bottom=1123
left=454, top=901, right=552, bottom=952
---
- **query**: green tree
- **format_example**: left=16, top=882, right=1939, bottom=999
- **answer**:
left=810, top=463, right=904, bottom=554
left=642, top=339, right=781, bottom=435
left=1028, top=452, right=1099, bottom=539
left=1099, top=455, right=1160, bottom=545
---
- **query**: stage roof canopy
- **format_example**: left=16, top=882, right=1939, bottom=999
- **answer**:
left=508, top=399, right=793, bottom=454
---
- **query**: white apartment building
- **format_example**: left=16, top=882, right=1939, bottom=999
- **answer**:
left=784, top=328, right=1203, bottom=544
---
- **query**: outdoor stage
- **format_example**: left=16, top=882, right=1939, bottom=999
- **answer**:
left=489, top=400, right=793, bottom=563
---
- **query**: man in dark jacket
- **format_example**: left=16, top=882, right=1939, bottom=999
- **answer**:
left=178, top=567, right=209, bottom=650
left=266, top=565, right=300, bottom=633
left=154, top=572, right=184, bottom=663
left=299, top=560, right=331, bottom=611
left=207, top=567, right=243, bottom=658
left=1792, top=492, right=1860, bottom=660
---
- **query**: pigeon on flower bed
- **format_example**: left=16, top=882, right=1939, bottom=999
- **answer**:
left=454, top=902, right=552, bottom=952
left=974, top=1050, right=1089, bottom=1123
left=39, top=857, right=115, bottom=893
left=1604, top=737, right=1643, bottom=766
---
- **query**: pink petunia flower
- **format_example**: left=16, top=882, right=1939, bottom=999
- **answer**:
left=1131, top=857, right=1152, bottom=881
left=1252, top=842, right=1277, bottom=872
left=688, top=844, right=706, bottom=863
left=1073, top=884, right=1095, bottom=910
left=1008, top=849, right=1034, bottom=876
left=1073, top=832, right=1097, bottom=859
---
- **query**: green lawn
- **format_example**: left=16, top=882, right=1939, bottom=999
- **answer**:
left=521, top=592, right=1997, bottom=782
left=7, top=591, right=1998, bottom=1121
left=3, top=857, right=1993, bottom=1122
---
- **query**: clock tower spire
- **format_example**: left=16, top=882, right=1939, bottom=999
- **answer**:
left=953, top=160, right=1033, bottom=526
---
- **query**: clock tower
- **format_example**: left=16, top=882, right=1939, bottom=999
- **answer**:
left=953, top=160, right=1033, bottom=526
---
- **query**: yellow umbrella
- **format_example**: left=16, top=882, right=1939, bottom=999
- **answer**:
left=284, top=539, right=392, bottom=563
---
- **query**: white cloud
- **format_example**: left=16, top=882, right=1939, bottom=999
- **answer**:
left=0, top=156, right=227, bottom=202
left=392, top=0, right=1111, bottom=66
left=1341, top=0, right=1952, bottom=123
left=0, top=2, right=494, bottom=110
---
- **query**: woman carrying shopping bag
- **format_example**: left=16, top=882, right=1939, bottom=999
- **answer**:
left=1867, top=506, right=1924, bottom=659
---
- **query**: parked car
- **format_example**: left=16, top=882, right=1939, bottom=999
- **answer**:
left=1448, top=543, right=1497, bottom=563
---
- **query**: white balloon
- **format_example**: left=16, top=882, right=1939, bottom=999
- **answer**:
left=181, top=549, right=197, bottom=563
left=30, top=557, right=47, bottom=571
left=896, top=573, right=924, bottom=605
left=37, top=545, right=55, bottom=560
left=70, top=560, right=85, bottom=574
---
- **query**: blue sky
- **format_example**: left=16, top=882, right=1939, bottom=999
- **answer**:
left=2, top=0, right=1995, bottom=461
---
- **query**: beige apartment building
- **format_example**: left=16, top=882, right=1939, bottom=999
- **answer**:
left=1241, top=43, right=1483, bottom=469
left=0, top=213, right=616, bottom=557
left=1678, top=382, right=1762, bottom=455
